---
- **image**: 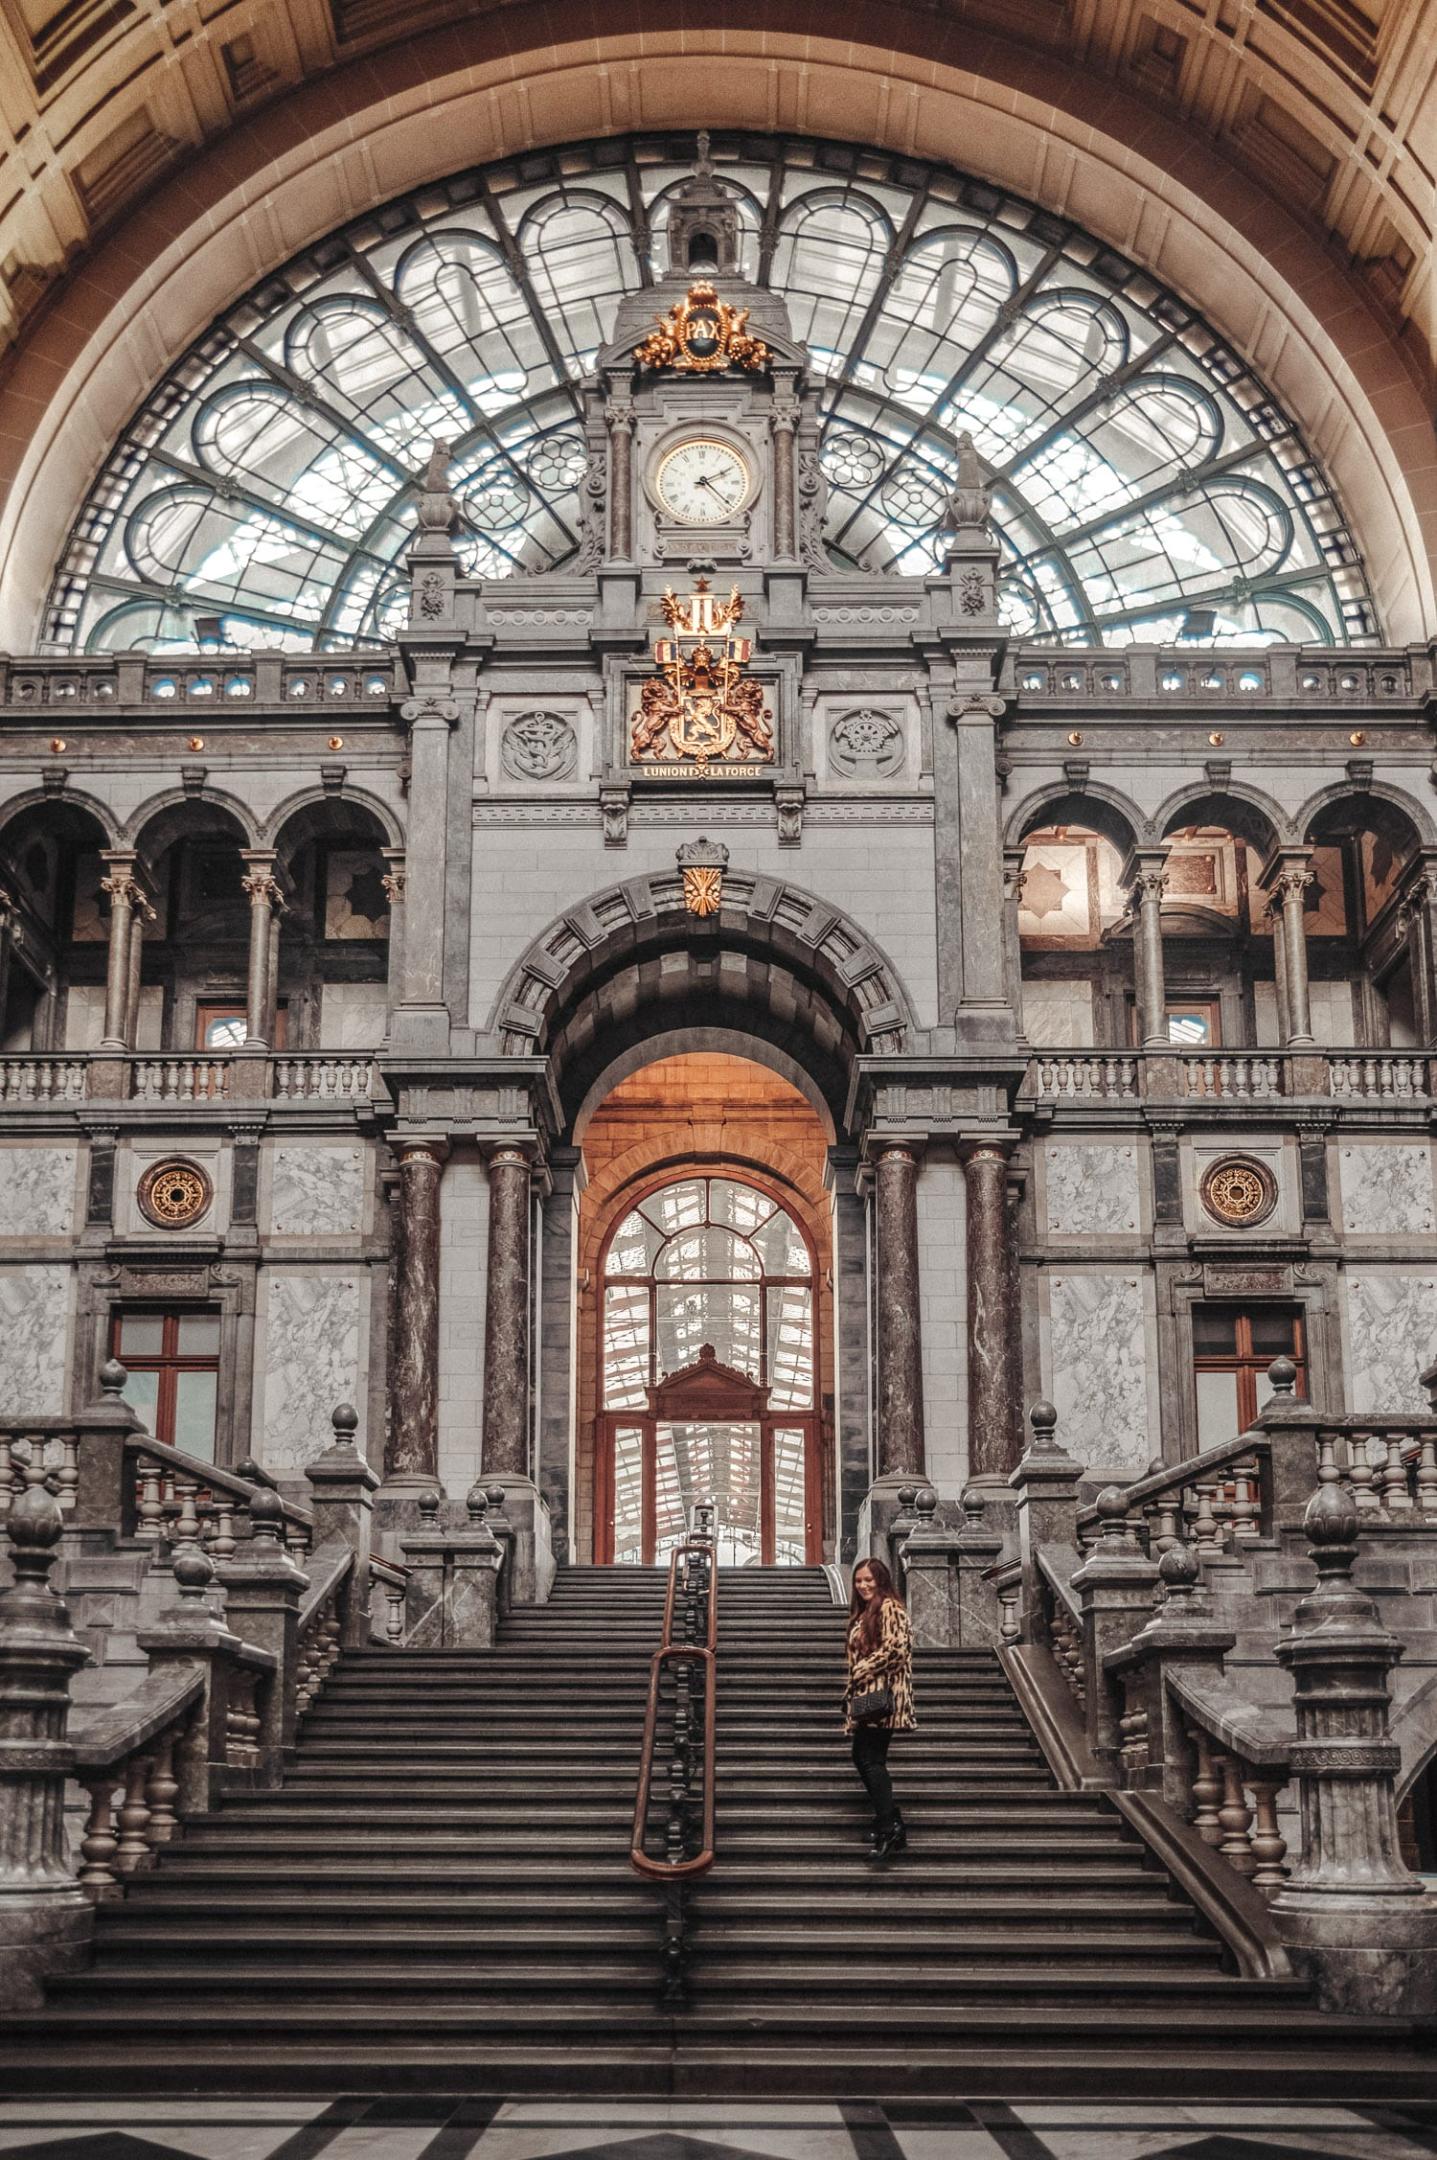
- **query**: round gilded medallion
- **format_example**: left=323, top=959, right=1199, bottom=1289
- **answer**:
left=138, top=1158, right=213, bottom=1230
left=1200, top=1156, right=1277, bottom=1230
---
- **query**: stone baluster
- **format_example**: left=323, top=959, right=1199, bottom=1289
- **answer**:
left=1271, top=1480, right=1437, bottom=2015
left=1214, top=1754, right=1257, bottom=1875
left=0, top=1478, right=93, bottom=2005
left=1249, top=1781, right=1289, bottom=1891
left=1187, top=1725, right=1224, bottom=1846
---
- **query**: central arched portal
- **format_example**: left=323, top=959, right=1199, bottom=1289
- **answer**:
left=576, top=1053, right=835, bottom=1568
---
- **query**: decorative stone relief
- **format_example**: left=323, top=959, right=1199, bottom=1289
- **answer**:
left=1048, top=1272, right=1150, bottom=1473
left=1200, top=1154, right=1278, bottom=1230
left=1044, top=1144, right=1140, bottom=1236
left=828, top=707, right=904, bottom=779
left=259, top=1274, right=361, bottom=1471
left=1344, top=1273, right=1437, bottom=1413
left=271, top=1143, right=366, bottom=1236
left=0, top=1146, right=78, bottom=1236
left=1338, top=1144, right=1435, bottom=1236
left=137, top=1159, right=213, bottom=1230
left=0, top=1264, right=70, bottom=1415
left=500, top=710, right=578, bottom=782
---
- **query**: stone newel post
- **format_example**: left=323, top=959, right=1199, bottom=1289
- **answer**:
left=872, top=1140, right=925, bottom=1479
left=0, top=1478, right=93, bottom=2007
left=1271, top=1480, right=1437, bottom=2014
left=386, top=1141, right=445, bottom=1486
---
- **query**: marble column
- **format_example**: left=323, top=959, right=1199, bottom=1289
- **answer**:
left=97, top=852, right=139, bottom=1052
left=1276, top=862, right=1315, bottom=1046
left=608, top=399, right=635, bottom=562
left=240, top=853, right=280, bottom=1049
left=771, top=406, right=797, bottom=560
left=961, top=1137, right=1019, bottom=1482
left=1269, top=895, right=1293, bottom=1044
left=873, top=1141, right=925, bottom=1478
left=1399, top=863, right=1437, bottom=1046
left=482, top=1145, right=533, bottom=1478
left=1127, top=851, right=1170, bottom=1048
left=386, top=1141, right=444, bottom=1484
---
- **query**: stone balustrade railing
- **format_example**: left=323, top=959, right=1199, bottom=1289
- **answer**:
left=0, top=1051, right=381, bottom=1107
left=1073, top=1433, right=1273, bottom=1555
left=1021, top=1047, right=1435, bottom=1106
left=0, top=651, right=398, bottom=711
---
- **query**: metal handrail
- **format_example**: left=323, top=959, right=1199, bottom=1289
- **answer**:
left=630, top=1538, right=718, bottom=1880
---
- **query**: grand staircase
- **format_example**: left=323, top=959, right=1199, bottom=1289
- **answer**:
left=2, top=1566, right=1428, bottom=2095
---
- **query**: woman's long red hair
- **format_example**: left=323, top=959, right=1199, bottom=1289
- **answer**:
left=848, top=1556, right=902, bottom=1655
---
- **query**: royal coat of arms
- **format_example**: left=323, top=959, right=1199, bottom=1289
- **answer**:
left=631, top=581, right=775, bottom=769
left=633, top=281, right=771, bottom=375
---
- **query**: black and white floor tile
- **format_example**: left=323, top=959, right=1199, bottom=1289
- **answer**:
left=0, top=2101, right=1434, bottom=2160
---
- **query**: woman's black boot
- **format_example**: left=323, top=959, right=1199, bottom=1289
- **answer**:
left=872, top=1810, right=907, bottom=1859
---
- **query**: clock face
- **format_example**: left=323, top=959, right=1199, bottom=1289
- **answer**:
left=655, top=438, right=752, bottom=524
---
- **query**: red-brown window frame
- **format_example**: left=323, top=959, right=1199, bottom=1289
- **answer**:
left=1192, top=1305, right=1306, bottom=1431
left=109, top=1308, right=221, bottom=1453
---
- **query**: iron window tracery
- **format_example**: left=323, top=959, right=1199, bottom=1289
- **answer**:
left=42, top=134, right=1377, bottom=654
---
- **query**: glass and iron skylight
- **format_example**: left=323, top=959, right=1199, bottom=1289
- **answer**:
left=602, top=1175, right=813, bottom=1413
left=42, top=134, right=1376, bottom=653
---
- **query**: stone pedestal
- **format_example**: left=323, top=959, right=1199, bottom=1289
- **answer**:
left=1008, top=1399, right=1081, bottom=1635
left=0, top=1482, right=94, bottom=2009
left=901, top=1487, right=1005, bottom=1649
left=1071, top=1488, right=1160, bottom=1784
left=399, top=1490, right=505, bottom=1647
left=1271, top=1482, right=1437, bottom=2015
left=479, top=1474, right=554, bottom=1605
left=305, top=1404, right=380, bottom=1646
left=214, top=1489, right=306, bottom=1781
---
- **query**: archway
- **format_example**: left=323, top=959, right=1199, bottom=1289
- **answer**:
left=575, top=1051, right=835, bottom=1567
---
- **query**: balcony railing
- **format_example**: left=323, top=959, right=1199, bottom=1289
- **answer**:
left=1022, top=1047, right=1434, bottom=1105
left=0, top=1051, right=379, bottom=1105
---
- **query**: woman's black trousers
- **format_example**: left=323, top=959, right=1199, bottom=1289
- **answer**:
left=851, top=1725, right=896, bottom=1831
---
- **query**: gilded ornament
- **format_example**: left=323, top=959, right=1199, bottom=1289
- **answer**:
left=634, top=281, right=770, bottom=375
left=138, top=1159, right=214, bottom=1230
left=631, top=580, right=774, bottom=770
left=1200, top=1156, right=1277, bottom=1230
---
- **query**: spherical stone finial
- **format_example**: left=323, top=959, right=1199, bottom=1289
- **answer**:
left=1266, top=1355, right=1297, bottom=1399
left=1096, top=1486, right=1130, bottom=1544
left=173, top=1540, right=215, bottom=1605
left=465, top=1482, right=488, bottom=1525
left=958, top=1484, right=984, bottom=1521
left=1029, top=1399, right=1058, bottom=1440
left=1145, top=1455, right=1165, bottom=1480
left=330, top=1404, right=359, bottom=1449
left=1305, top=1476, right=1359, bottom=1546
left=418, top=1487, right=441, bottom=1523
left=8, top=1475, right=64, bottom=1561
left=246, top=1484, right=285, bottom=1547
left=485, top=1485, right=507, bottom=1514
left=99, top=1358, right=129, bottom=1398
left=1158, top=1539, right=1200, bottom=1596
left=914, top=1487, right=938, bottom=1522
left=897, top=1486, right=918, bottom=1512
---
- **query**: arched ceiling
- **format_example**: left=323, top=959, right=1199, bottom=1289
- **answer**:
left=0, top=1, right=1432, bottom=646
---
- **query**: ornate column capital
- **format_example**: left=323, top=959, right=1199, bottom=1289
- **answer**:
left=400, top=691, right=460, bottom=731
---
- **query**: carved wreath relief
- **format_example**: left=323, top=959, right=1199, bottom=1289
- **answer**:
left=138, top=1158, right=214, bottom=1229
left=1200, top=1155, right=1278, bottom=1229
left=501, top=710, right=578, bottom=782
left=828, top=708, right=904, bottom=779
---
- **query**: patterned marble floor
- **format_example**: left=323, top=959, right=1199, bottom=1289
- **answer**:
left=0, top=2099, right=1434, bottom=2160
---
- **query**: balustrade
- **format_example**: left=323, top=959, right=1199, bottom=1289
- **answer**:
left=0, top=1056, right=87, bottom=1102
left=1178, top=1719, right=1289, bottom=1894
left=1025, top=1052, right=1139, bottom=1101
left=1182, top=1052, right=1282, bottom=1101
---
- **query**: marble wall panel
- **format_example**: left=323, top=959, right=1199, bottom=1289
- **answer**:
left=270, top=1142, right=366, bottom=1237
left=0, top=1145, right=79, bottom=1236
left=1344, top=1273, right=1437, bottom=1414
left=1044, top=1143, right=1140, bottom=1236
left=319, top=982, right=389, bottom=1050
left=1047, top=1271, right=1151, bottom=1475
left=258, top=1273, right=362, bottom=1472
left=1338, top=1144, right=1435, bottom=1237
left=1021, top=979, right=1095, bottom=1047
left=0, top=1264, right=70, bottom=1414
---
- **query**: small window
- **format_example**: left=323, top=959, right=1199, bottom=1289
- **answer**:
left=1193, top=1304, right=1304, bottom=1450
left=1167, top=999, right=1221, bottom=1047
left=195, top=1001, right=287, bottom=1051
left=111, top=1308, right=221, bottom=1462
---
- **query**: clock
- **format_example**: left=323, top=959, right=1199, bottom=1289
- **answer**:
left=654, top=437, right=753, bottom=524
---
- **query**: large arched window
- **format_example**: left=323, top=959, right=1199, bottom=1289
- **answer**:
left=597, top=1175, right=818, bottom=1567
left=41, top=135, right=1375, bottom=655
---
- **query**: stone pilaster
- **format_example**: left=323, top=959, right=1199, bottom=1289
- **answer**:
left=961, top=1135, right=1020, bottom=1488
left=385, top=1140, right=445, bottom=1487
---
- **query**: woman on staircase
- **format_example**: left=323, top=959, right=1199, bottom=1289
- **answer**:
left=843, top=1557, right=915, bottom=1860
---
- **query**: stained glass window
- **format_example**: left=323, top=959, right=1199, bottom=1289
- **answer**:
left=42, top=135, right=1376, bottom=653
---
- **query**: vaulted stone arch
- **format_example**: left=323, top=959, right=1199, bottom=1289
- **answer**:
left=484, top=865, right=918, bottom=1133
